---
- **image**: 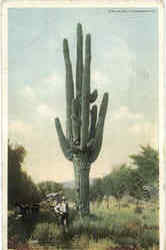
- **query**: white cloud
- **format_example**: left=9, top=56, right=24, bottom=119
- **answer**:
left=8, top=120, right=34, bottom=151
left=16, top=71, right=66, bottom=124
left=112, top=106, right=143, bottom=121
left=37, top=104, right=55, bottom=119
left=129, top=121, right=158, bottom=147
left=41, top=73, right=63, bottom=88
left=92, top=71, right=109, bottom=88
left=102, top=36, right=135, bottom=88
left=19, top=85, right=36, bottom=101
left=108, top=106, right=158, bottom=150
left=129, top=122, right=151, bottom=135
left=9, top=120, right=33, bottom=135
left=92, top=37, right=135, bottom=88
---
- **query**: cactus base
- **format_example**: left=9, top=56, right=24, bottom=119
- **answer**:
left=73, top=153, right=90, bottom=216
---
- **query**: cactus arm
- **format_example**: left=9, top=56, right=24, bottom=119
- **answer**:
left=81, top=34, right=91, bottom=150
left=72, top=98, right=81, bottom=142
left=71, top=144, right=81, bottom=154
left=55, top=118, right=73, bottom=161
left=87, top=138, right=95, bottom=149
left=63, top=39, right=74, bottom=141
left=89, top=89, right=98, bottom=103
left=89, top=105, right=97, bottom=140
left=76, top=23, right=83, bottom=99
left=89, top=93, right=109, bottom=163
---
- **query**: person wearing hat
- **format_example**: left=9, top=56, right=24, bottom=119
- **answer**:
left=54, top=200, right=61, bottom=223
left=54, top=196, right=69, bottom=230
left=60, top=196, right=69, bottom=230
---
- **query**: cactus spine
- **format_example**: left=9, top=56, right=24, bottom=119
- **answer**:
left=55, top=24, right=109, bottom=216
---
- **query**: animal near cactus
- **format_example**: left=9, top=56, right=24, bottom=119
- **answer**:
left=55, top=23, right=109, bottom=216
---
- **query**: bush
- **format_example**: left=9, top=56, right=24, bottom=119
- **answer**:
left=85, top=238, right=119, bottom=250
left=134, top=206, right=143, bottom=214
left=8, top=235, right=19, bottom=249
left=115, top=236, right=138, bottom=248
left=140, top=229, right=159, bottom=248
left=8, top=235, right=32, bottom=250
left=32, top=223, right=60, bottom=243
left=72, top=235, right=89, bottom=249
left=71, top=236, right=120, bottom=250
left=8, top=214, right=37, bottom=243
left=70, top=215, right=111, bottom=240
left=8, top=202, right=159, bottom=249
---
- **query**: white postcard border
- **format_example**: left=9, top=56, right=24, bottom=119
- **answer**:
left=1, top=1, right=164, bottom=249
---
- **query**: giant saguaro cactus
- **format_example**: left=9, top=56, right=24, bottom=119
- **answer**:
left=55, top=24, right=109, bottom=216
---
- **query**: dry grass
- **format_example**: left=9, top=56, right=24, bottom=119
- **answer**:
left=8, top=199, right=159, bottom=250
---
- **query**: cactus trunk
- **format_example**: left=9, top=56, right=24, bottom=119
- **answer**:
left=55, top=23, right=109, bottom=217
left=73, top=153, right=90, bottom=216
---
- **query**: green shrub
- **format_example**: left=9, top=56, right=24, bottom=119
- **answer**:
left=135, top=206, right=143, bottom=214
left=8, top=214, right=37, bottom=243
left=140, top=229, right=159, bottom=248
left=8, top=235, right=32, bottom=250
left=115, top=236, right=138, bottom=248
left=8, top=202, right=159, bottom=249
left=72, top=235, right=89, bottom=249
left=70, top=215, right=111, bottom=240
left=86, top=238, right=119, bottom=250
left=32, top=223, right=60, bottom=243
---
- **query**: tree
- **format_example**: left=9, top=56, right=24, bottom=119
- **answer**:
left=106, top=165, right=130, bottom=209
left=8, top=141, right=41, bottom=208
left=130, top=145, right=159, bottom=183
left=127, top=169, right=145, bottom=204
left=38, top=181, right=63, bottom=199
left=63, top=187, right=75, bottom=202
left=128, top=145, right=159, bottom=204
left=55, top=24, right=109, bottom=216
left=90, top=178, right=105, bottom=202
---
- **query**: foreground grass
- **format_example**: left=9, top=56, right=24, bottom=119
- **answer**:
left=8, top=201, right=159, bottom=250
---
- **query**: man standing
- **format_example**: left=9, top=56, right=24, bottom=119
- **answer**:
left=54, top=196, right=69, bottom=231
left=60, top=197, right=69, bottom=228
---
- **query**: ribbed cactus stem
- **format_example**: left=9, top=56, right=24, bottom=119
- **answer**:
left=72, top=98, right=81, bottom=142
left=89, top=105, right=97, bottom=140
left=63, top=39, right=74, bottom=140
left=87, top=138, right=95, bottom=149
left=98, top=93, right=109, bottom=119
left=81, top=34, right=91, bottom=150
left=89, top=89, right=98, bottom=103
left=55, top=118, right=72, bottom=161
left=89, top=93, right=109, bottom=163
left=76, top=23, right=83, bottom=98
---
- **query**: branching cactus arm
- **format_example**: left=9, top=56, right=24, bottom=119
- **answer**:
left=55, top=118, right=72, bottom=161
left=81, top=34, right=91, bottom=150
left=89, top=89, right=98, bottom=103
left=76, top=23, right=83, bottom=98
left=63, top=39, right=74, bottom=141
left=89, top=93, right=109, bottom=163
left=89, top=105, right=97, bottom=140
left=72, top=98, right=81, bottom=143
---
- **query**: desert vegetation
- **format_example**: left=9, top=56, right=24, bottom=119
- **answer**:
left=8, top=140, right=159, bottom=250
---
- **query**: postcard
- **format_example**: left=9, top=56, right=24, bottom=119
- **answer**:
left=1, top=0, right=164, bottom=249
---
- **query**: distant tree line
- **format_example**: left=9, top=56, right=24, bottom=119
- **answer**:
left=89, top=145, right=159, bottom=207
left=53, top=145, right=159, bottom=207
left=8, top=140, right=159, bottom=210
left=38, top=181, right=63, bottom=199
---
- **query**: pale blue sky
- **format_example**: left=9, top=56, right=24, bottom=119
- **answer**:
left=8, top=8, right=158, bottom=183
